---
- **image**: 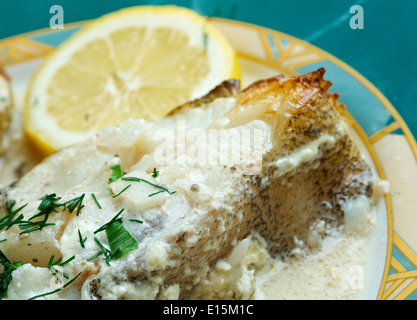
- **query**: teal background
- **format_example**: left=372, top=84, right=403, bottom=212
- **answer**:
left=0, top=0, right=416, bottom=138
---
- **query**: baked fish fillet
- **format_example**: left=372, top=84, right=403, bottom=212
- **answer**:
left=0, top=69, right=381, bottom=300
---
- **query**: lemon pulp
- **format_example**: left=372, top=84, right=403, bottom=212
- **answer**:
left=24, top=5, right=240, bottom=154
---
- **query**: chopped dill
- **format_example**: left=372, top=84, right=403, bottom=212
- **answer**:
left=87, top=237, right=116, bottom=266
left=17, top=193, right=64, bottom=234
left=112, top=184, right=131, bottom=198
left=148, top=190, right=164, bottom=197
left=78, top=229, right=87, bottom=248
left=94, top=208, right=124, bottom=234
left=0, top=250, right=23, bottom=299
left=48, top=255, right=75, bottom=268
left=0, top=200, right=27, bottom=231
left=122, top=176, right=176, bottom=196
left=63, top=193, right=85, bottom=216
left=129, top=219, right=143, bottom=224
left=91, top=193, right=101, bottom=209
left=94, top=208, right=125, bottom=234
left=1, top=193, right=87, bottom=235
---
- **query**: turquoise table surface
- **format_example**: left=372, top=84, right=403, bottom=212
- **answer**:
left=0, top=0, right=416, bottom=138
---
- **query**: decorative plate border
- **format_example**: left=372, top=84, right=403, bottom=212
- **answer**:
left=0, top=17, right=416, bottom=300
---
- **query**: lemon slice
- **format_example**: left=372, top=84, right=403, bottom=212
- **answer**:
left=24, top=5, right=240, bottom=155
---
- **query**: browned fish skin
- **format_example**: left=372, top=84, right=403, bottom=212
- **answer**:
left=245, top=135, right=373, bottom=256
left=85, top=69, right=376, bottom=299
left=168, top=79, right=241, bottom=115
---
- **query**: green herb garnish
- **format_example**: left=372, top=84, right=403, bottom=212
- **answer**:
left=152, top=168, right=159, bottom=178
left=47, top=255, right=74, bottom=283
left=108, top=164, right=123, bottom=184
left=2, top=193, right=87, bottom=235
left=48, top=255, right=75, bottom=268
left=18, top=220, right=56, bottom=234
left=78, top=229, right=87, bottom=248
left=18, top=193, right=64, bottom=234
left=94, top=208, right=124, bottom=234
left=6, top=180, right=17, bottom=188
left=148, top=190, right=165, bottom=197
left=0, top=200, right=28, bottom=231
left=63, top=194, right=85, bottom=216
left=91, top=208, right=138, bottom=262
left=0, top=250, right=23, bottom=300
left=105, top=220, right=138, bottom=260
left=121, top=176, right=176, bottom=196
left=112, top=184, right=131, bottom=198
left=91, top=193, right=101, bottom=209
left=129, top=219, right=143, bottom=224
left=87, top=237, right=116, bottom=266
